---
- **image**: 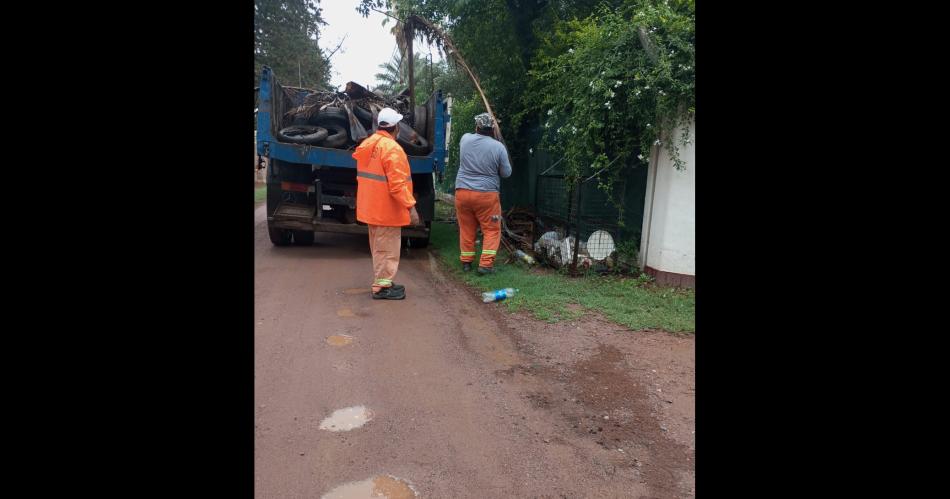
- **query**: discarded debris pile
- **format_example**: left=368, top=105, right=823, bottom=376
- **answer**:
left=274, top=81, right=432, bottom=155
left=283, top=81, right=411, bottom=126
left=501, top=207, right=624, bottom=273
left=500, top=206, right=535, bottom=253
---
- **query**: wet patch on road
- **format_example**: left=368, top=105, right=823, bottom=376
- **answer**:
left=321, top=475, right=416, bottom=499
left=326, top=335, right=355, bottom=346
left=319, top=405, right=374, bottom=432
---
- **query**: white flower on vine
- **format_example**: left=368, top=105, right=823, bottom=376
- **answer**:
left=589, top=80, right=594, bottom=88
left=658, top=90, right=665, bottom=96
left=568, top=48, right=574, bottom=53
left=545, top=121, right=551, bottom=128
left=638, top=154, right=645, bottom=161
left=635, top=90, right=641, bottom=96
left=654, top=139, right=661, bottom=145
left=571, top=126, right=578, bottom=134
left=608, top=90, right=615, bottom=98
left=547, top=109, right=553, bottom=116
left=604, top=102, right=612, bottom=109
left=601, top=71, right=605, bottom=75
left=646, top=123, right=651, bottom=127
left=644, top=85, right=650, bottom=90
left=529, top=148, right=534, bottom=154
left=615, top=80, right=622, bottom=87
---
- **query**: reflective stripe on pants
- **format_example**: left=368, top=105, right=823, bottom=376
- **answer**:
left=455, top=189, right=502, bottom=268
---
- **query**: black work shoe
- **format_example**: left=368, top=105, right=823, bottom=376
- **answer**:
left=462, top=262, right=473, bottom=272
left=372, top=286, right=406, bottom=300
left=477, top=266, right=496, bottom=275
left=389, top=283, right=405, bottom=291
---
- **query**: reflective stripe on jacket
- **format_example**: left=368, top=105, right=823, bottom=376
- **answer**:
left=352, top=130, right=416, bottom=227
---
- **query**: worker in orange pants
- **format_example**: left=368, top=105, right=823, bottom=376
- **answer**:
left=456, top=189, right=503, bottom=271
left=352, top=107, right=421, bottom=299
left=455, top=113, right=512, bottom=274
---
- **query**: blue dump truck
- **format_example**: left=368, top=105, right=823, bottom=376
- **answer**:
left=256, top=66, right=448, bottom=247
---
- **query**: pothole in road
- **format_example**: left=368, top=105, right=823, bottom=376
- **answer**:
left=319, top=406, right=374, bottom=432
left=321, top=475, right=416, bottom=499
left=326, top=335, right=354, bottom=346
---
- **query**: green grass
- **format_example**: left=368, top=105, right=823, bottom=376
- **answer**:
left=430, top=222, right=695, bottom=333
left=255, top=185, right=267, bottom=203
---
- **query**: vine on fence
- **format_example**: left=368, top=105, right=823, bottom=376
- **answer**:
left=525, top=1, right=695, bottom=220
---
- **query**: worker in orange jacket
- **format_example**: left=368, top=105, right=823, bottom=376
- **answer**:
left=455, top=113, right=512, bottom=274
left=352, top=108, right=421, bottom=300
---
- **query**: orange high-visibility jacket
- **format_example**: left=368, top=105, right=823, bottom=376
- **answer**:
left=352, top=130, right=416, bottom=227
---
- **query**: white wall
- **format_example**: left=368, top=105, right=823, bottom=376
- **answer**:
left=639, top=120, right=695, bottom=276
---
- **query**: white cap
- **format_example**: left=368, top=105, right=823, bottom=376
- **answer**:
left=377, top=107, right=403, bottom=127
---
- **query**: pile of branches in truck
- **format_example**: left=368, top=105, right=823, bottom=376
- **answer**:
left=275, top=81, right=432, bottom=156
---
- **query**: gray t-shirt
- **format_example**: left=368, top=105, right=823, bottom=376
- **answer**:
left=455, top=133, right=512, bottom=192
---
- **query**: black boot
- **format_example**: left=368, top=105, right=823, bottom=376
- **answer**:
left=372, top=286, right=406, bottom=300
left=462, top=262, right=473, bottom=272
left=477, top=266, right=496, bottom=275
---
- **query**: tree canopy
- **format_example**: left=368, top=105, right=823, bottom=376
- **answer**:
left=255, top=0, right=332, bottom=89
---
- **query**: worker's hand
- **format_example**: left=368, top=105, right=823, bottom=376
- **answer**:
left=409, top=206, right=421, bottom=226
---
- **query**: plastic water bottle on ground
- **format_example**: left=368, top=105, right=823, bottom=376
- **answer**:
left=514, top=249, right=535, bottom=265
left=483, top=288, right=518, bottom=303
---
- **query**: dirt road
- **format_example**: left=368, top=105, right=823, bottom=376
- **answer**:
left=254, top=204, right=695, bottom=498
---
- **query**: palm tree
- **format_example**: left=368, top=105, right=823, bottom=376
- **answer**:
left=374, top=53, right=441, bottom=96
left=373, top=57, right=404, bottom=94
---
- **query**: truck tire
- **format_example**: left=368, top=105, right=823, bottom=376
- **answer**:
left=413, top=105, right=427, bottom=136
left=268, top=224, right=292, bottom=246
left=396, top=121, right=430, bottom=155
left=408, top=222, right=431, bottom=248
left=353, top=105, right=374, bottom=128
left=309, top=107, right=350, bottom=129
left=276, top=125, right=328, bottom=144
left=408, top=235, right=430, bottom=248
left=319, top=124, right=349, bottom=148
left=292, top=230, right=315, bottom=246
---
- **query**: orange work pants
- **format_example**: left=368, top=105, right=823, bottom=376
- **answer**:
left=368, top=225, right=401, bottom=292
left=455, top=188, right=502, bottom=268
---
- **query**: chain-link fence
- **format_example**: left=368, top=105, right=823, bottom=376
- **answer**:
left=530, top=160, right=637, bottom=275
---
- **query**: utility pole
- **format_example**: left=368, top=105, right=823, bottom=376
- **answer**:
left=407, top=23, right=415, bottom=111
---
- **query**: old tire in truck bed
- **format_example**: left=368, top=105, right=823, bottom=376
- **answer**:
left=276, top=125, right=328, bottom=145
left=353, top=105, right=374, bottom=129
left=396, top=121, right=430, bottom=155
left=319, top=124, right=350, bottom=148
left=309, top=107, right=350, bottom=129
